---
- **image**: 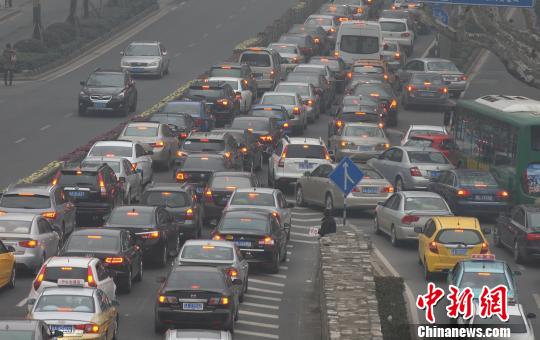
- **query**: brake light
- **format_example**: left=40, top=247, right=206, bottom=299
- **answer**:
left=104, top=257, right=124, bottom=264
left=329, top=27, right=336, bottom=33
left=19, top=240, right=38, bottom=248
left=208, top=296, right=230, bottom=305
left=205, top=189, right=213, bottom=202
left=390, top=99, right=397, bottom=109
left=194, top=118, right=202, bottom=126
left=406, top=85, right=415, bottom=92
left=139, top=231, right=160, bottom=239
left=98, top=173, right=107, bottom=198
left=378, top=122, right=385, bottom=129
left=260, top=135, right=273, bottom=143
left=40, top=211, right=57, bottom=220
left=217, top=99, right=229, bottom=106
left=324, top=148, right=331, bottom=161
left=305, top=99, right=313, bottom=106
left=313, top=37, right=320, bottom=44
left=456, top=189, right=470, bottom=197
left=131, top=162, right=137, bottom=171
left=235, top=92, right=242, bottom=100
left=151, top=140, right=165, bottom=148
left=401, top=215, right=419, bottom=224
left=335, top=120, right=343, bottom=128
left=292, top=106, right=300, bottom=115
left=384, top=73, right=389, bottom=81
left=51, top=170, right=61, bottom=186
left=87, top=266, right=97, bottom=287
left=394, top=52, right=401, bottom=60
left=333, top=51, right=339, bottom=57
left=33, top=265, right=46, bottom=290
left=227, top=268, right=239, bottom=278
left=278, top=146, right=287, bottom=167
left=240, top=147, right=248, bottom=153
left=176, top=172, right=188, bottom=182
left=347, top=71, right=352, bottom=79
left=497, top=190, right=510, bottom=199
left=259, top=236, right=275, bottom=246
left=212, top=233, right=222, bottom=240
left=440, top=87, right=448, bottom=94
left=409, top=167, right=422, bottom=177
left=429, top=241, right=438, bottom=254
left=185, top=208, right=194, bottom=220
left=224, top=152, right=231, bottom=159
left=270, top=70, right=275, bottom=78
left=357, top=7, right=364, bottom=13
left=401, top=32, right=411, bottom=37
left=480, top=242, right=489, bottom=254
left=382, top=186, right=394, bottom=193
left=527, top=233, right=540, bottom=241
left=74, top=324, right=100, bottom=334
left=338, top=17, right=348, bottom=22
left=179, top=132, right=188, bottom=139
left=283, top=122, right=289, bottom=128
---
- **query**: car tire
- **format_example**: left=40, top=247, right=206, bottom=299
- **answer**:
left=325, top=193, right=334, bottom=212
left=374, top=216, right=381, bottom=235
left=493, top=228, right=502, bottom=248
left=122, top=269, right=132, bottom=293
left=157, top=243, right=168, bottom=268
left=513, top=240, right=525, bottom=264
left=7, top=266, right=15, bottom=289
left=133, top=257, right=143, bottom=282
left=395, top=177, right=404, bottom=192
left=390, top=225, right=401, bottom=247
left=269, top=252, right=280, bottom=274
left=296, top=186, right=306, bottom=207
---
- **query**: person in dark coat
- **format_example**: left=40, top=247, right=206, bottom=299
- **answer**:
left=2, top=43, right=16, bottom=86
left=318, top=209, right=337, bottom=236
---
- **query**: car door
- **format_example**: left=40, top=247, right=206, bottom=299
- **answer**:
left=0, top=241, right=11, bottom=285
left=160, top=43, right=169, bottom=70
left=134, top=144, right=152, bottom=183
left=378, top=194, right=397, bottom=233
left=158, top=208, right=178, bottom=249
left=125, top=231, right=142, bottom=274
left=369, top=148, right=394, bottom=179
left=276, top=192, right=292, bottom=227
left=418, top=219, right=436, bottom=262
left=54, top=187, right=75, bottom=235
left=505, top=207, right=526, bottom=248
left=271, top=216, right=287, bottom=259
left=123, top=159, right=139, bottom=201
left=302, top=165, right=323, bottom=205
left=240, top=79, right=253, bottom=109
left=95, top=289, right=114, bottom=339
left=385, top=193, right=403, bottom=235
left=38, top=219, right=58, bottom=257
left=388, top=148, right=404, bottom=185
left=271, top=141, right=283, bottom=178
left=96, top=261, right=116, bottom=300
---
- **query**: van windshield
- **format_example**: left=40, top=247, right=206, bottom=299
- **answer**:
left=340, top=35, right=379, bottom=54
left=240, top=53, right=271, bottom=67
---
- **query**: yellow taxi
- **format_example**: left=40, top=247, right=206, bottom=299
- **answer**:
left=415, top=216, right=490, bottom=280
left=0, top=239, right=16, bottom=289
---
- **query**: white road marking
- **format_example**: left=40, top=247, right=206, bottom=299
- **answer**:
left=291, top=225, right=312, bottom=230
left=533, top=293, right=540, bottom=310
left=187, top=42, right=195, bottom=47
left=242, top=302, right=280, bottom=310
left=279, top=266, right=288, bottom=270
left=286, top=244, right=293, bottom=248
left=216, top=23, right=222, bottom=29
left=202, top=33, right=208, bottom=39
left=16, top=297, right=28, bottom=307
left=14, top=138, right=26, bottom=144
left=292, top=217, right=322, bottom=222
left=249, top=279, right=285, bottom=287
left=286, top=250, right=292, bottom=255
left=64, top=113, right=74, bottom=118
left=248, top=287, right=284, bottom=295
left=421, top=38, right=437, bottom=59
left=40, top=124, right=51, bottom=131
left=244, top=294, right=282, bottom=302
left=262, top=273, right=287, bottom=279
left=290, top=231, right=317, bottom=238
left=239, top=310, right=279, bottom=319
left=289, top=238, right=318, bottom=245
left=237, top=320, right=279, bottom=329
left=292, top=211, right=322, bottom=216
left=235, top=330, right=279, bottom=339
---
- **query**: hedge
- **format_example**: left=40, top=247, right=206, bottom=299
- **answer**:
left=375, top=276, right=411, bottom=340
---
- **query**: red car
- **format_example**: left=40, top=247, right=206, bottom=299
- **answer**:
left=404, top=134, right=460, bottom=166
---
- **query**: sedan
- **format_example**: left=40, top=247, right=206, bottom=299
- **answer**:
left=309, top=56, right=348, bottom=93
left=230, top=116, right=281, bottom=158
left=368, top=146, right=454, bottom=191
left=120, top=41, right=169, bottom=78
left=402, top=72, right=449, bottom=110
left=149, top=113, right=195, bottom=142
left=260, top=92, right=307, bottom=134
left=0, top=320, right=60, bottom=340
left=207, top=77, right=254, bottom=114
left=304, top=15, right=340, bottom=45
left=268, top=43, right=305, bottom=71
left=175, top=154, right=235, bottom=198
left=329, top=102, right=384, bottom=138
left=374, top=191, right=452, bottom=246
left=329, top=122, right=390, bottom=161
left=403, top=134, right=460, bottom=166
left=250, top=105, right=294, bottom=136
left=160, top=99, right=215, bottom=132
left=275, top=82, right=321, bottom=122
left=213, top=128, right=265, bottom=171
left=350, top=82, right=399, bottom=127
left=278, top=33, right=317, bottom=58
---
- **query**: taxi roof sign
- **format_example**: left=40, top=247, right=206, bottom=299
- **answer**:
left=470, top=254, right=496, bottom=261
left=57, top=278, right=85, bottom=287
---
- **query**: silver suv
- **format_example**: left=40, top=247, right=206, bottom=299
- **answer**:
left=120, top=41, right=170, bottom=78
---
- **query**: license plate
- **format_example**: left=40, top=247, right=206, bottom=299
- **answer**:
left=49, top=325, right=74, bottom=334
left=475, top=195, right=493, bottom=201
left=235, top=241, right=252, bottom=247
left=362, top=187, right=379, bottom=194
left=298, top=162, right=313, bottom=170
left=94, top=102, right=106, bottom=109
left=429, top=171, right=440, bottom=178
left=357, top=145, right=372, bottom=151
left=57, top=278, right=85, bottom=286
left=253, top=73, right=263, bottom=79
left=182, top=303, right=203, bottom=311
left=130, top=67, right=144, bottom=72
left=452, top=248, right=468, bottom=256
left=67, top=191, right=86, bottom=197
left=417, top=91, right=436, bottom=97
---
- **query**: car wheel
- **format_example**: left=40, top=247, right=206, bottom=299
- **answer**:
left=373, top=216, right=381, bottom=235
left=395, top=177, right=404, bottom=192
left=493, top=228, right=502, bottom=248
left=390, top=225, right=401, bottom=247
left=123, top=269, right=132, bottom=293
left=296, top=186, right=305, bottom=207
left=423, top=258, right=433, bottom=281
left=269, top=252, right=280, bottom=274
left=157, top=243, right=168, bottom=268
left=7, top=265, right=15, bottom=289
left=513, top=240, right=525, bottom=264
left=133, top=257, right=143, bottom=282
left=325, top=193, right=334, bottom=211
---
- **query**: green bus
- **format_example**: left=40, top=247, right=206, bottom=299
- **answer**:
left=450, top=95, right=540, bottom=205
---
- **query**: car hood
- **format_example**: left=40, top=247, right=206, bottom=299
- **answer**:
left=85, top=87, right=123, bottom=96
left=121, top=56, right=161, bottom=63
left=118, top=136, right=157, bottom=144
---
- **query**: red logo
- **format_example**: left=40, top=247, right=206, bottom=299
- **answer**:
left=446, top=285, right=474, bottom=320
left=479, top=284, right=509, bottom=322
left=416, top=282, right=445, bottom=324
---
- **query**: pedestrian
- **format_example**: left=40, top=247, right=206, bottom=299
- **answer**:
left=318, top=208, right=337, bottom=237
left=2, top=43, right=16, bottom=86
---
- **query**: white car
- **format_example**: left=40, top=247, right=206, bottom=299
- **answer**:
left=378, top=18, right=415, bottom=55
left=400, top=125, right=448, bottom=145
left=268, top=136, right=332, bottom=190
left=208, top=77, right=253, bottom=114
left=87, top=140, right=154, bottom=185
left=260, top=92, right=307, bottom=134
left=28, top=256, right=117, bottom=302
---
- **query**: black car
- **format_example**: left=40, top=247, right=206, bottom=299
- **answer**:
left=278, top=33, right=317, bottom=58
left=288, top=24, right=331, bottom=55
left=78, top=68, right=138, bottom=116
left=212, top=210, right=288, bottom=273
left=213, top=128, right=264, bottom=172
left=53, top=163, right=123, bottom=223
left=208, top=63, right=258, bottom=98
left=349, top=82, right=399, bottom=127
left=204, top=172, right=260, bottom=223
left=149, top=113, right=194, bottom=142
left=309, top=56, right=347, bottom=93
left=160, top=97, right=215, bottom=132
left=141, top=183, right=202, bottom=240
left=175, top=154, right=235, bottom=198
left=154, top=266, right=240, bottom=333
left=185, top=81, right=240, bottom=126
left=495, top=205, right=540, bottom=264
left=177, top=131, right=242, bottom=169
left=103, top=206, right=180, bottom=267
left=230, top=116, right=280, bottom=159
left=329, top=102, right=384, bottom=138
left=60, top=228, right=143, bottom=292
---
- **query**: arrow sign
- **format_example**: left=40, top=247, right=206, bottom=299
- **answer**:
left=329, top=157, right=364, bottom=196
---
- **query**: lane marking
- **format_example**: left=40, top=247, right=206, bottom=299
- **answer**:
left=235, top=330, right=279, bottom=339
left=64, top=113, right=74, bottom=118
left=289, top=238, right=318, bottom=245
left=216, top=23, right=222, bottom=29
left=40, top=124, right=51, bottom=131
left=248, top=287, right=284, bottom=295
left=187, top=42, right=195, bottom=47
left=279, top=266, right=288, bottom=270
left=292, top=217, right=322, bottom=222
left=202, top=33, right=208, bottom=39
left=286, top=250, right=292, bottom=255
left=291, top=225, right=312, bottom=230
left=239, top=310, right=279, bottom=319
left=533, top=293, right=540, bottom=310
left=249, top=279, right=285, bottom=287
left=421, top=38, right=437, bottom=59
left=286, top=244, right=293, bottom=248
left=292, top=211, right=322, bottom=216
left=237, top=320, right=279, bottom=329
left=16, top=297, right=28, bottom=307
left=262, top=273, right=287, bottom=279
left=242, top=302, right=280, bottom=310
left=245, top=294, right=282, bottom=302
left=173, top=52, right=183, bottom=58
left=290, top=231, right=317, bottom=238
left=14, top=138, right=26, bottom=144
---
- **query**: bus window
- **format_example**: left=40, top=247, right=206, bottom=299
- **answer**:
left=532, top=126, right=540, bottom=150
left=526, top=163, right=540, bottom=194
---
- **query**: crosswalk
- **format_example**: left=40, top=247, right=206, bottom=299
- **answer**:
left=234, top=208, right=322, bottom=339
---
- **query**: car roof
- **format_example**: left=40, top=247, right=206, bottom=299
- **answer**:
left=409, top=134, right=451, bottom=141
left=128, top=41, right=160, bottom=45
left=0, top=213, right=37, bottom=222
left=400, top=191, right=444, bottom=199
left=185, top=153, right=224, bottom=159
left=166, top=100, right=202, bottom=107
left=208, top=77, right=242, bottom=83
left=223, top=209, right=271, bottom=219
left=114, top=205, right=156, bottom=213
left=169, top=329, right=231, bottom=339
left=308, top=14, right=335, bottom=19
left=4, top=184, right=54, bottom=196
left=411, top=58, right=454, bottom=63
left=182, top=239, right=236, bottom=248
left=212, top=63, right=244, bottom=68
left=269, top=43, right=299, bottom=48
left=286, top=137, right=323, bottom=145
left=277, top=82, right=311, bottom=87
left=93, top=69, right=123, bottom=74
left=145, top=182, right=190, bottom=192
left=342, top=122, right=381, bottom=128
left=72, top=228, right=123, bottom=236
left=408, top=125, right=446, bottom=131
left=213, top=171, right=252, bottom=178
left=400, top=146, right=440, bottom=152
left=83, top=157, right=125, bottom=163
left=379, top=17, right=407, bottom=23
left=263, top=92, right=298, bottom=97
left=251, top=104, right=287, bottom=111
left=233, top=187, right=276, bottom=194
left=41, top=287, right=96, bottom=296
left=434, top=216, right=479, bottom=229
left=188, top=131, right=229, bottom=139
left=452, top=169, right=492, bottom=175
left=296, top=64, right=325, bottom=69
left=93, top=140, right=135, bottom=147
left=46, top=256, right=94, bottom=267
left=234, top=116, right=270, bottom=123
left=125, top=122, right=161, bottom=128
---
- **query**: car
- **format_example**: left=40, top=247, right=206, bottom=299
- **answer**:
left=203, top=172, right=260, bottom=224
left=349, top=59, right=395, bottom=86
left=0, top=239, right=15, bottom=289
left=367, top=146, right=454, bottom=191
left=141, top=183, right=202, bottom=241
left=400, top=124, right=448, bottom=145
left=149, top=113, right=195, bottom=142
left=374, top=191, right=452, bottom=246
left=318, top=3, right=354, bottom=21
left=380, top=9, right=417, bottom=34
left=78, top=68, right=137, bottom=116
left=85, top=140, right=154, bottom=185
left=287, top=24, right=331, bottom=55
left=0, top=213, right=59, bottom=273
left=185, top=80, right=240, bottom=126
left=212, top=209, right=288, bottom=273
left=154, top=266, right=240, bottom=333
left=175, top=240, right=248, bottom=302
left=329, top=98, right=385, bottom=138
left=304, top=14, right=340, bottom=46
left=208, top=63, right=258, bottom=98
left=178, top=131, right=242, bottom=169
left=27, top=286, right=120, bottom=340
left=397, top=58, right=467, bottom=97
left=331, top=0, right=369, bottom=19
left=275, top=82, right=321, bottom=122
left=296, top=163, right=393, bottom=212
left=494, top=205, right=540, bottom=264
left=230, top=116, right=280, bottom=159
left=81, top=156, right=143, bottom=205
left=286, top=72, right=332, bottom=111
left=403, top=133, right=459, bottom=166
left=268, top=43, right=305, bottom=73
left=212, top=128, right=265, bottom=171
left=159, top=99, right=215, bottom=132
left=120, top=41, right=170, bottom=77
left=416, top=216, right=491, bottom=280
left=292, top=64, right=336, bottom=108
left=381, top=39, right=406, bottom=71
left=117, top=121, right=180, bottom=170
left=207, top=77, right=254, bottom=114
left=378, top=18, right=414, bottom=55
left=29, top=256, right=117, bottom=301
left=309, top=56, right=348, bottom=93
left=103, top=206, right=180, bottom=267
left=0, top=184, right=76, bottom=242
left=401, top=72, right=449, bottom=110
left=0, top=320, right=61, bottom=340
left=260, top=92, right=307, bottom=134
left=175, top=154, right=235, bottom=198
left=278, top=33, right=317, bottom=58
left=328, top=122, right=390, bottom=161
left=53, top=163, right=124, bottom=222
left=60, top=228, right=143, bottom=292
left=269, top=136, right=332, bottom=190
left=164, top=329, right=233, bottom=340
left=349, top=82, right=399, bottom=126
left=447, top=254, right=518, bottom=302
left=428, top=170, right=510, bottom=216
left=238, top=47, right=282, bottom=93
left=250, top=105, right=293, bottom=135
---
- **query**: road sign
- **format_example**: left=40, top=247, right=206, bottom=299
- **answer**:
left=432, top=4, right=449, bottom=26
left=329, top=157, right=364, bottom=196
left=420, top=0, right=533, bottom=8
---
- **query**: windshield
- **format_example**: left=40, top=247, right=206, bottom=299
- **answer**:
left=426, top=61, right=460, bottom=72
left=151, top=114, right=188, bottom=128
left=81, top=160, right=120, bottom=173
left=107, top=209, right=154, bottom=226
left=262, top=95, right=296, bottom=105
left=276, top=84, right=310, bottom=96
left=458, top=172, right=499, bottom=187
left=182, top=139, right=224, bottom=152
left=460, top=272, right=509, bottom=291
left=88, top=145, right=132, bottom=157
left=269, top=44, right=299, bottom=54
left=230, top=192, right=275, bottom=206
left=231, top=119, right=269, bottom=131
left=436, top=229, right=482, bottom=245
left=124, top=44, right=160, bottom=56
left=220, top=216, right=269, bottom=232
left=353, top=65, right=384, bottom=74
left=341, top=111, right=380, bottom=122
left=211, top=176, right=252, bottom=189
left=162, top=102, right=200, bottom=115
left=343, top=97, right=363, bottom=106
left=340, top=35, right=380, bottom=54
left=240, top=53, right=271, bottom=67
left=57, top=173, right=98, bottom=187
left=124, top=126, right=158, bottom=137
left=279, top=35, right=307, bottom=46
left=0, top=220, right=31, bottom=234
left=86, top=73, right=123, bottom=87
left=35, top=295, right=95, bottom=313
left=404, top=197, right=449, bottom=211
left=305, top=17, right=332, bottom=26
left=412, top=74, right=444, bottom=85
left=407, top=151, right=449, bottom=164
left=286, top=144, right=326, bottom=159
left=209, top=68, right=242, bottom=78
left=380, top=21, right=407, bottom=32
left=0, top=194, right=51, bottom=209
left=143, top=191, right=188, bottom=208
left=166, top=271, right=225, bottom=291
left=181, top=245, right=234, bottom=261
left=187, top=88, right=223, bottom=99
left=343, top=126, right=384, bottom=138
left=64, top=234, right=120, bottom=252
left=321, top=4, right=347, bottom=14
left=310, top=59, right=340, bottom=71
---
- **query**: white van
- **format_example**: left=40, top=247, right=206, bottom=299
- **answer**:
left=335, top=21, right=382, bottom=64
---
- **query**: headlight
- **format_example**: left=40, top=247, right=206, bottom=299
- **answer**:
left=121, top=61, right=129, bottom=67
left=79, top=91, right=88, bottom=97
left=148, top=61, right=159, bottom=67
left=116, top=92, right=125, bottom=98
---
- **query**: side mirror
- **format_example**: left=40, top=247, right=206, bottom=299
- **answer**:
left=118, top=176, right=126, bottom=183
left=513, top=270, right=522, bottom=276
left=377, top=201, right=384, bottom=206
left=289, top=114, right=295, bottom=120
left=527, top=312, right=536, bottom=319
left=120, top=51, right=124, bottom=55
left=482, top=227, right=491, bottom=235
left=6, top=245, right=15, bottom=252
left=80, top=81, right=86, bottom=86
left=303, top=171, right=311, bottom=177
left=162, top=51, right=168, bottom=56
left=414, top=226, right=423, bottom=233
left=156, top=276, right=166, bottom=283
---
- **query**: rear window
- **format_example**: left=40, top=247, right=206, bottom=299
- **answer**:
left=305, top=17, right=332, bottom=26
left=88, top=145, right=132, bottom=157
left=240, top=53, right=271, bottom=67
left=409, top=129, right=445, bottom=137
left=343, top=97, right=363, bottom=106
left=529, top=212, right=540, bottom=230
left=404, top=139, right=433, bottom=148
left=162, top=102, right=201, bottom=115
left=340, top=35, right=380, bottom=54
left=231, top=119, right=269, bottom=131
left=65, top=235, right=120, bottom=252
left=460, top=271, right=509, bottom=291
left=151, top=114, right=188, bottom=128
left=181, top=245, right=234, bottom=261
left=0, top=194, right=51, bottom=209
left=357, top=168, right=383, bottom=179
left=107, top=209, right=154, bottom=226
left=35, top=295, right=95, bottom=313
left=321, top=4, right=347, bottom=14
left=294, top=66, right=324, bottom=76
left=44, top=267, right=87, bottom=283
left=411, top=74, right=443, bottom=85
left=230, top=192, right=275, bottom=206
left=262, top=95, right=296, bottom=105
left=404, top=197, right=449, bottom=211
left=407, top=151, right=448, bottom=164
left=143, top=191, right=188, bottom=208
left=436, top=229, right=482, bottom=245
left=353, top=65, right=384, bottom=74
left=0, top=220, right=32, bottom=234
left=426, top=61, right=460, bottom=72
left=278, top=35, right=306, bottom=46
left=341, top=112, right=380, bottom=122
left=81, top=160, right=120, bottom=173
left=343, top=125, right=384, bottom=138
left=252, top=109, right=287, bottom=120
left=167, top=270, right=225, bottom=291
left=211, top=176, right=252, bottom=189
left=220, top=216, right=269, bottom=232
left=124, top=126, right=158, bottom=137
left=275, top=84, right=310, bottom=96
left=383, top=42, right=399, bottom=52
left=187, top=88, right=223, bottom=99
left=269, top=44, right=298, bottom=54
left=58, top=173, right=98, bottom=187
left=209, top=68, right=242, bottom=78
left=183, top=157, right=226, bottom=171
left=183, top=139, right=225, bottom=152
left=310, top=59, right=340, bottom=71
left=380, top=21, right=406, bottom=32
left=458, top=172, right=498, bottom=188
left=286, top=144, right=326, bottom=159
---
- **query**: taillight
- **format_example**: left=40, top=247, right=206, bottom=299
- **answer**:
left=283, top=122, right=289, bottom=128
left=278, top=146, right=287, bottom=167
left=131, top=162, right=138, bottom=171
left=292, top=106, right=300, bottom=115
left=480, top=242, right=489, bottom=254
left=185, top=208, right=194, bottom=220
left=406, top=85, right=415, bottom=92
left=429, top=241, right=438, bottom=254
left=347, top=72, right=352, bottom=79
left=313, top=37, right=320, bottom=44
left=460, top=75, right=468, bottom=81
left=390, top=99, right=398, bottom=109
left=497, top=190, right=509, bottom=199
left=176, top=172, right=188, bottom=182
left=19, top=240, right=38, bottom=248
left=240, top=147, right=248, bottom=154
left=439, top=87, right=448, bottom=94
left=195, top=118, right=202, bottom=126
left=217, top=99, right=229, bottom=106
left=208, top=296, right=230, bottom=305
left=324, top=148, right=331, bottom=161
left=384, top=73, right=389, bottom=81
left=260, top=135, right=273, bottom=143
left=259, top=236, right=275, bottom=246
left=527, top=233, right=540, bottom=241
left=235, top=92, right=242, bottom=100
left=98, top=173, right=107, bottom=198
left=205, top=189, right=213, bottom=202
left=104, top=257, right=124, bottom=264
left=292, top=57, right=299, bottom=63
left=270, top=70, right=275, bottom=78
left=394, top=52, right=401, bottom=60
left=212, top=233, right=222, bottom=241
left=382, top=186, right=394, bottom=193
left=34, top=265, right=46, bottom=290
left=227, top=267, right=239, bottom=279
left=87, top=266, right=97, bottom=287
left=304, top=99, right=314, bottom=106
left=456, top=189, right=470, bottom=197
left=409, top=167, right=422, bottom=177
left=138, top=231, right=160, bottom=239
left=335, top=120, right=343, bottom=128
left=224, top=152, right=231, bottom=159
left=401, top=215, right=419, bottom=224
left=401, top=32, right=411, bottom=37
left=329, top=27, right=336, bottom=33
left=40, top=211, right=57, bottom=220
left=151, top=140, right=165, bottom=148
left=357, top=7, right=364, bottom=13
left=74, top=324, right=100, bottom=334
left=179, top=132, right=188, bottom=139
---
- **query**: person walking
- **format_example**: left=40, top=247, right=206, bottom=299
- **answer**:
left=318, top=209, right=337, bottom=237
left=2, top=43, right=16, bottom=86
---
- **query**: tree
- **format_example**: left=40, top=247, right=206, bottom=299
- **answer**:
left=419, top=7, right=540, bottom=89
left=83, top=0, right=90, bottom=18
left=32, top=0, right=43, bottom=40
left=67, top=0, right=78, bottom=24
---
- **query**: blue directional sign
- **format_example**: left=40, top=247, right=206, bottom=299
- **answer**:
left=420, top=0, right=533, bottom=8
left=432, top=4, right=449, bottom=26
left=329, top=157, right=364, bottom=196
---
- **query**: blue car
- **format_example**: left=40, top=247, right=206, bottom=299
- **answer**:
left=160, top=98, right=215, bottom=132
left=250, top=105, right=293, bottom=136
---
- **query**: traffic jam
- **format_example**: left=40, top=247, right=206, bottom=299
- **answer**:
left=1, top=0, right=539, bottom=339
